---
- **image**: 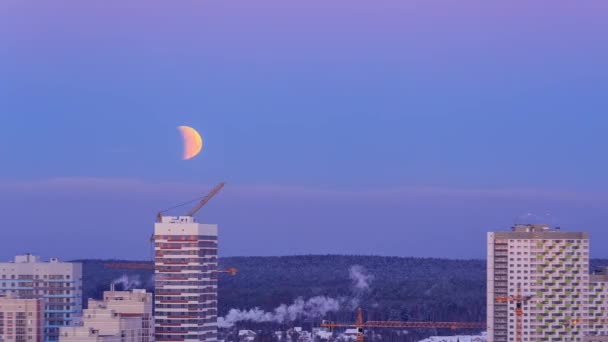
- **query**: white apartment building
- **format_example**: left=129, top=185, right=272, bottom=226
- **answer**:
left=0, top=255, right=82, bottom=342
left=586, top=268, right=608, bottom=337
left=154, top=216, right=218, bottom=342
left=0, top=294, right=44, bottom=342
left=487, top=224, right=590, bottom=342
left=59, top=289, right=153, bottom=342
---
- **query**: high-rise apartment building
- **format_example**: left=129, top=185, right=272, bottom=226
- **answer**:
left=0, top=255, right=82, bottom=342
left=154, top=216, right=218, bottom=342
left=587, top=267, right=608, bottom=337
left=59, top=288, right=154, bottom=342
left=0, top=294, right=44, bottom=342
left=487, top=224, right=590, bottom=342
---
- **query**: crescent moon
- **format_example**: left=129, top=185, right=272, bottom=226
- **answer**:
left=178, top=126, right=203, bottom=160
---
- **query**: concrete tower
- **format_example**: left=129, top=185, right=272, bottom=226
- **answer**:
left=154, top=216, right=218, bottom=342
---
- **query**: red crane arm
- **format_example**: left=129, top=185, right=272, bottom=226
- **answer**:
left=187, top=182, right=225, bottom=217
left=103, top=263, right=238, bottom=275
left=104, top=263, right=154, bottom=270
left=364, top=321, right=485, bottom=329
left=321, top=321, right=485, bottom=329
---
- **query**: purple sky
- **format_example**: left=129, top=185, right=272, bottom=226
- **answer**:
left=1, top=0, right=608, bottom=260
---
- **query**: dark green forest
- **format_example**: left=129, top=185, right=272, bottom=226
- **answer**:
left=76, top=255, right=608, bottom=339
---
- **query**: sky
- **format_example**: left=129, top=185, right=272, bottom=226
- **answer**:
left=1, top=0, right=608, bottom=260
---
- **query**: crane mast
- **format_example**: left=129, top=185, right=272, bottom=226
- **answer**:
left=495, top=283, right=533, bottom=342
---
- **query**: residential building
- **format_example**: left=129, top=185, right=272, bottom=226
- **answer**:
left=487, top=224, right=590, bottom=342
left=59, top=288, right=153, bottom=342
left=587, top=267, right=608, bottom=337
left=417, top=332, right=488, bottom=342
left=0, top=294, right=43, bottom=342
left=584, top=337, right=608, bottom=342
left=0, top=255, right=82, bottom=342
left=154, top=216, right=218, bottom=342
left=237, top=330, right=256, bottom=342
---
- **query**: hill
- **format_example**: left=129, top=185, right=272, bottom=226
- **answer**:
left=76, top=255, right=608, bottom=338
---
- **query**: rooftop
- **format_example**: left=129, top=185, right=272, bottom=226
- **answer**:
left=495, top=224, right=587, bottom=239
left=10, top=254, right=61, bottom=264
left=512, top=224, right=554, bottom=233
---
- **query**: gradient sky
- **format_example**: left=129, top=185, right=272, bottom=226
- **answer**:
left=1, top=0, right=608, bottom=261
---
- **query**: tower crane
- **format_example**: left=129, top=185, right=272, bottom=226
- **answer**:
left=321, top=308, right=485, bottom=342
left=156, top=182, right=225, bottom=223
left=495, top=283, right=533, bottom=342
left=104, top=182, right=234, bottom=274
left=103, top=263, right=238, bottom=275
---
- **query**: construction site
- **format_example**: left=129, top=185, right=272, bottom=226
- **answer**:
left=88, top=185, right=608, bottom=342
left=98, top=182, right=489, bottom=342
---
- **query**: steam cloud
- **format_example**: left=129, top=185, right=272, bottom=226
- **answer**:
left=218, top=296, right=340, bottom=328
left=349, top=265, right=374, bottom=293
left=111, top=275, right=141, bottom=290
left=218, top=265, right=373, bottom=328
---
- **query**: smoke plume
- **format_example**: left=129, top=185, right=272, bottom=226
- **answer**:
left=111, top=275, right=141, bottom=291
left=344, top=265, right=374, bottom=309
left=349, top=265, right=374, bottom=293
left=218, top=296, right=340, bottom=328
left=218, top=265, right=375, bottom=328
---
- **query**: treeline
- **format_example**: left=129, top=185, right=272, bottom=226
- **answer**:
left=75, top=256, right=608, bottom=340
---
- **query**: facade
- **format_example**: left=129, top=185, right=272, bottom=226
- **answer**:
left=487, top=224, right=590, bottom=342
left=0, top=255, right=82, bottom=342
left=0, top=295, right=44, bottom=342
left=587, top=268, right=608, bottom=337
left=418, top=332, right=487, bottom=342
left=99, top=289, right=154, bottom=342
left=154, top=216, right=218, bottom=342
left=584, top=337, right=608, bottom=342
left=59, top=288, right=153, bottom=342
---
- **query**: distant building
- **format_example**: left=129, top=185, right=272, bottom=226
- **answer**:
left=487, top=224, right=589, bottom=342
left=312, top=328, right=332, bottom=341
left=587, top=267, right=608, bottom=337
left=286, top=327, right=312, bottom=342
left=0, top=254, right=82, bottom=342
left=154, top=216, right=218, bottom=342
left=0, top=294, right=44, bottom=342
left=417, top=332, right=487, bottom=342
left=237, top=330, right=256, bottom=342
left=344, top=328, right=359, bottom=338
left=59, top=288, right=153, bottom=342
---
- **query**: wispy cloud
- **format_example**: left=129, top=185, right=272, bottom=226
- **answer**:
left=0, top=177, right=602, bottom=202
left=0, top=177, right=606, bottom=260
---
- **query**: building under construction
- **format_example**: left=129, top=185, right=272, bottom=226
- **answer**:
left=153, top=183, right=224, bottom=342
